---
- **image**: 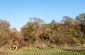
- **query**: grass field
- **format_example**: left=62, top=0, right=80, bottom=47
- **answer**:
left=8, top=46, right=85, bottom=55
left=0, top=46, right=85, bottom=55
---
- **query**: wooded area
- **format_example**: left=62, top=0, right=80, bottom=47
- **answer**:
left=0, top=13, right=85, bottom=49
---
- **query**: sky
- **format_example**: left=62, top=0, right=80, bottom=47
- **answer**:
left=0, top=0, right=85, bottom=30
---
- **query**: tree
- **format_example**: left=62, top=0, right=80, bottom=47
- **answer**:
left=76, top=13, right=85, bottom=32
left=0, top=20, right=10, bottom=46
left=8, top=28, right=24, bottom=49
left=76, top=13, right=85, bottom=44
left=76, top=13, right=85, bottom=24
left=62, top=16, right=74, bottom=25
left=21, top=17, right=44, bottom=43
left=50, top=20, right=60, bottom=30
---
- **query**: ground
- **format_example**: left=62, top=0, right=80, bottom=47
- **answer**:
left=0, top=46, right=85, bottom=55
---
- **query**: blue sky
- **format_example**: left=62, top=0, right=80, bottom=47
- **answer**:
left=0, top=0, right=85, bottom=30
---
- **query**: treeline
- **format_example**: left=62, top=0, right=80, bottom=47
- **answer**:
left=0, top=13, right=85, bottom=49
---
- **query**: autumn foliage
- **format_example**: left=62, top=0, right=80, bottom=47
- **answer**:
left=0, top=13, right=85, bottom=49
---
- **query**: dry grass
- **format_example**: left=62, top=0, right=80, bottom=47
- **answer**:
left=0, top=46, right=12, bottom=55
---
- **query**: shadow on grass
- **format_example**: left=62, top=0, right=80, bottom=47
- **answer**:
left=62, top=48, right=84, bottom=52
left=61, top=47, right=85, bottom=55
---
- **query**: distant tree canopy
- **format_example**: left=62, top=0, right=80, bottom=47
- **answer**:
left=76, top=13, right=85, bottom=24
left=0, top=13, right=85, bottom=48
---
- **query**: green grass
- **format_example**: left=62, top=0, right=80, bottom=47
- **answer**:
left=7, top=47, right=85, bottom=55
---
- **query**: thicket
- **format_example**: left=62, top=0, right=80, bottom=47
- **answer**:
left=0, top=13, right=85, bottom=49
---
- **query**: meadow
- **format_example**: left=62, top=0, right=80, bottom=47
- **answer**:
left=1, top=46, right=85, bottom=55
